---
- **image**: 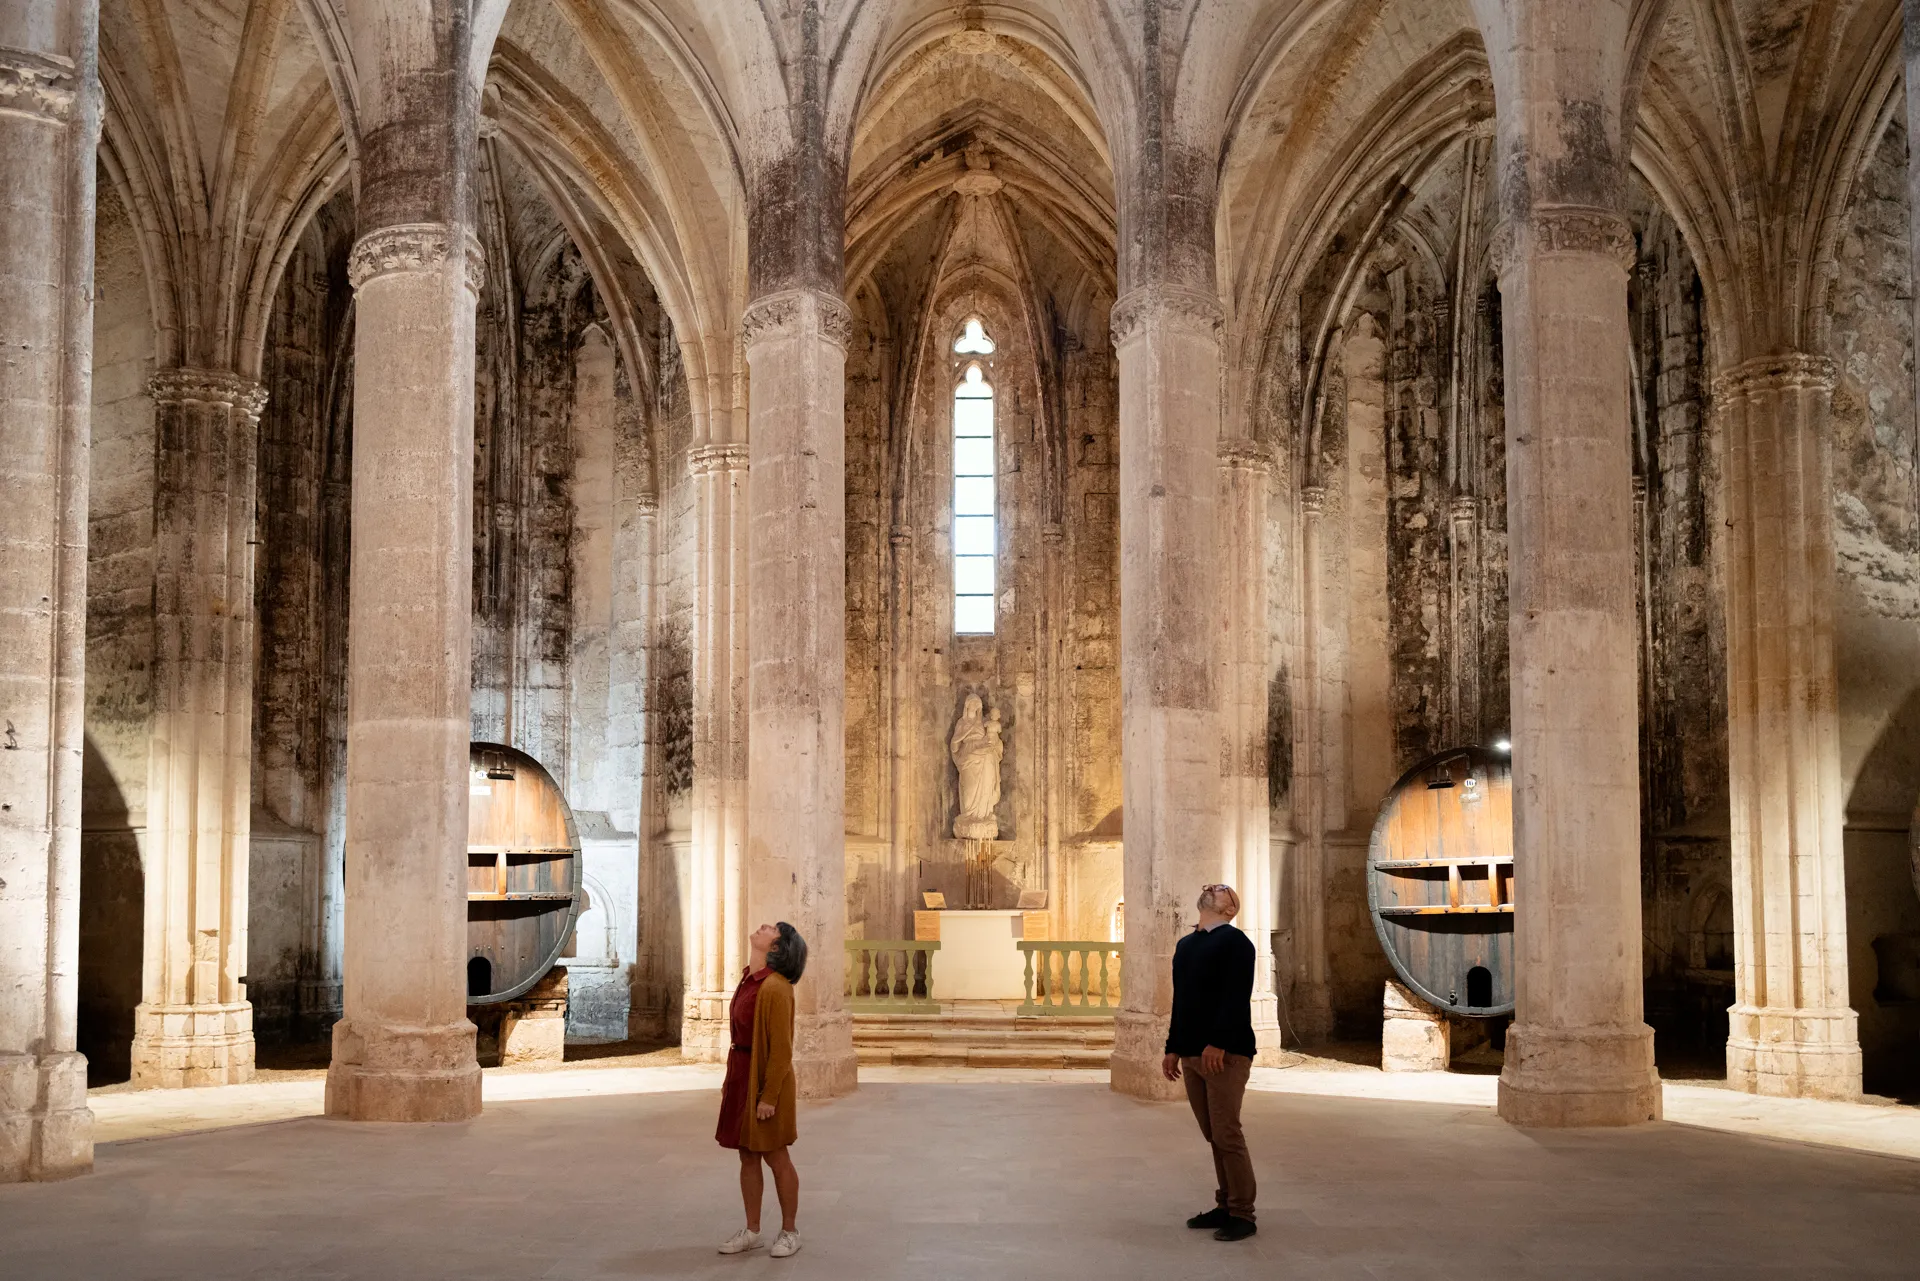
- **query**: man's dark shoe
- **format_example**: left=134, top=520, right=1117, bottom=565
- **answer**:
left=1213, top=1216, right=1257, bottom=1242
left=1186, top=1207, right=1230, bottom=1230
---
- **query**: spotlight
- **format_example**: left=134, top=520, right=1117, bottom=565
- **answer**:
left=1493, top=739, right=1511, bottom=753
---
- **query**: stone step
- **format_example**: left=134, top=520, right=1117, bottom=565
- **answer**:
left=851, top=1008, right=1113, bottom=1070
left=855, top=1042, right=1113, bottom=1070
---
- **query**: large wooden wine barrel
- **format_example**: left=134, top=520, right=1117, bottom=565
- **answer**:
left=466, top=743, right=582, bottom=1004
left=1366, top=745, right=1514, bottom=1017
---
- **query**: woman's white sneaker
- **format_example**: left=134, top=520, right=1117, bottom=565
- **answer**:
left=717, top=1229, right=763, bottom=1255
left=770, top=1230, right=802, bottom=1258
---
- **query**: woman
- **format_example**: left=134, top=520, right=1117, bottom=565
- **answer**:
left=715, top=921, right=807, bottom=1259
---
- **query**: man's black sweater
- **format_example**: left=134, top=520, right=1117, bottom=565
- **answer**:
left=1165, top=923, right=1257, bottom=1059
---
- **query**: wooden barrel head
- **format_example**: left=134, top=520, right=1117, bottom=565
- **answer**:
left=1366, top=745, right=1514, bottom=1018
left=466, top=742, right=582, bottom=1004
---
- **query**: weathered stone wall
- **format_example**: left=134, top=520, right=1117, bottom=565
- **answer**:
left=78, top=175, right=157, bottom=1082
left=251, top=196, right=354, bottom=1044
left=1626, top=190, right=1733, bottom=1064
left=841, top=176, right=1121, bottom=943
left=1825, top=118, right=1920, bottom=1091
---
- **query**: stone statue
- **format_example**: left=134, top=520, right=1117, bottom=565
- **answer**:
left=950, top=693, right=1003, bottom=841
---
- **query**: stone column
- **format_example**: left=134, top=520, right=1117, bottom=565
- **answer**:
left=685, top=441, right=750, bottom=1058
left=1715, top=354, right=1861, bottom=1099
left=130, top=370, right=267, bottom=1086
left=1220, top=438, right=1283, bottom=1063
left=322, top=225, right=485, bottom=1122
left=1109, top=286, right=1226, bottom=1100
left=0, top=12, right=98, bottom=1182
left=1491, top=206, right=1661, bottom=1127
left=1286, top=484, right=1336, bottom=1041
left=743, top=289, right=858, bottom=1098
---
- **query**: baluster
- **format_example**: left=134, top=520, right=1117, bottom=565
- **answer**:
left=922, top=943, right=934, bottom=1003
left=1075, top=948, right=1087, bottom=1008
left=889, top=948, right=902, bottom=1001
left=1098, top=948, right=1111, bottom=1008
left=1022, top=947, right=1035, bottom=1008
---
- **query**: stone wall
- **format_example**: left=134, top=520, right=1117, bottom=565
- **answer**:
left=1826, top=118, right=1920, bottom=1092
left=841, top=167, right=1122, bottom=944
left=78, top=175, right=157, bottom=1083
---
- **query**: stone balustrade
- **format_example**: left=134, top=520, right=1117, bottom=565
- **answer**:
left=1019, top=942, right=1123, bottom=1016
left=846, top=941, right=940, bottom=1013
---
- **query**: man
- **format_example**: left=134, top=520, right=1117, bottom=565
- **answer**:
left=1161, top=883, right=1258, bottom=1242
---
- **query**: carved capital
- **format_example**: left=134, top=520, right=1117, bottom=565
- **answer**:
left=148, top=367, right=269, bottom=420
left=1710, top=352, right=1836, bottom=406
left=0, top=48, right=77, bottom=122
left=1300, top=485, right=1328, bottom=517
left=634, top=492, right=660, bottom=516
left=1490, top=206, right=1636, bottom=277
left=1110, top=285, right=1224, bottom=348
left=688, top=442, right=750, bottom=477
left=1449, top=494, right=1478, bottom=523
left=740, top=288, right=853, bottom=352
left=1219, top=438, right=1274, bottom=473
left=889, top=524, right=913, bottom=548
left=348, top=223, right=487, bottom=294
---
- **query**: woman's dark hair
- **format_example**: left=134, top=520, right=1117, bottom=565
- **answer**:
left=766, top=921, right=808, bottom=983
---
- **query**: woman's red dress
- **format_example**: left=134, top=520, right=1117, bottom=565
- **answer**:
left=714, top=967, right=769, bottom=1149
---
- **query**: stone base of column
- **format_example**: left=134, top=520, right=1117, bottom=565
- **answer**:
left=1251, top=993, right=1287, bottom=1067
left=130, top=1001, right=256, bottom=1088
left=1497, top=1022, right=1661, bottom=1127
left=0, top=1051, right=93, bottom=1183
left=324, top=1018, right=480, bottom=1122
left=680, top=992, right=732, bottom=1062
left=1726, top=1004, right=1862, bottom=1099
left=1109, top=1010, right=1182, bottom=1101
left=793, top=1010, right=857, bottom=1099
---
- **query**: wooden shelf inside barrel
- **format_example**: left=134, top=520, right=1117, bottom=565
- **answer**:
left=465, top=743, right=582, bottom=1004
left=1366, top=746, right=1515, bottom=1017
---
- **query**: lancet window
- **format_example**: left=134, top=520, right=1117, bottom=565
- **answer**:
left=952, top=319, right=997, bottom=634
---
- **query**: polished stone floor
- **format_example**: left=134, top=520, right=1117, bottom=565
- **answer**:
left=5, top=1073, right=1920, bottom=1279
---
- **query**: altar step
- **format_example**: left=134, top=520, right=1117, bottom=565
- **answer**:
left=851, top=1003, right=1114, bottom=1070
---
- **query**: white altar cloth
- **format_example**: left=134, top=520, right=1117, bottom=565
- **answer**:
left=932, top=909, right=1028, bottom=1000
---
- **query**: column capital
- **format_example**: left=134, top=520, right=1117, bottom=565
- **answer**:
left=1711, top=352, right=1836, bottom=405
left=1300, top=484, right=1328, bottom=516
left=1219, top=438, right=1274, bottom=473
left=148, top=367, right=269, bottom=420
left=0, top=47, right=77, bottom=123
left=740, top=288, right=851, bottom=352
left=687, top=441, right=750, bottom=477
left=1110, top=284, right=1223, bottom=348
left=1490, top=206, right=1636, bottom=278
left=348, top=223, right=486, bottom=295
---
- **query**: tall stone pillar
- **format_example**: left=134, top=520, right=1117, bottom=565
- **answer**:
left=1491, top=207, right=1660, bottom=1126
left=685, top=441, right=750, bottom=1058
left=1476, top=0, right=1659, bottom=1128
left=743, top=289, right=858, bottom=1099
left=1286, top=484, right=1335, bottom=1041
left=1220, top=438, right=1283, bottom=1063
left=1715, top=354, right=1860, bottom=1099
left=322, top=224, right=485, bottom=1122
left=0, top=8, right=99, bottom=1182
left=1109, top=285, right=1226, bottom=1100
left=131, top=370, right=267, bottom=1087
